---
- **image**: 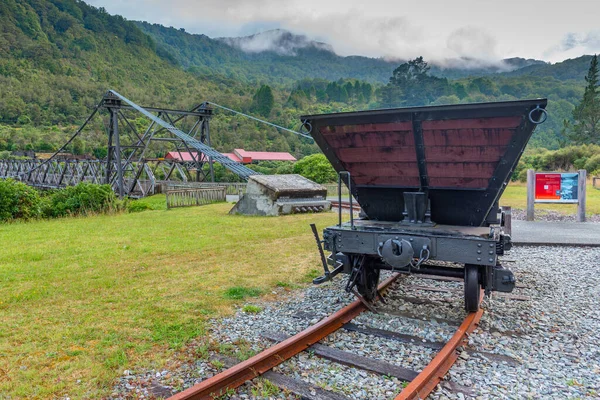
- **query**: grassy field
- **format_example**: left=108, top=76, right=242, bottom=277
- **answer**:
left=0, top=199, right=337, bottom=398
left=1, top=184, right=598, bottom=399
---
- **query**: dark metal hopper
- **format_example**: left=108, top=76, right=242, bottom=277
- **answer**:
left=302, top=99, right=547, bottom=226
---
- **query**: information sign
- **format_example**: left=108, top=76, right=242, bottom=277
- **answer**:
left=534, top=172, right=579, bottom=203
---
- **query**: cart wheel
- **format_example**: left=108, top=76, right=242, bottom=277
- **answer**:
left=464, top=264, right=481, bottom=312
left=356, top=258, right=380, bottom=301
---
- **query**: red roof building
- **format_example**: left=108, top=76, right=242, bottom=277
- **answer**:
left=164, top=151, right=202, bottom=162
left=164, top=149, right=296, bottom=164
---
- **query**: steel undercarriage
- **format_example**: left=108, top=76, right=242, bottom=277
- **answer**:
left=318, top=217, right=515, bottom=312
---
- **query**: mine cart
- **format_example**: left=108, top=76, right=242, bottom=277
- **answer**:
left=302, top=99, right=547, bottom=311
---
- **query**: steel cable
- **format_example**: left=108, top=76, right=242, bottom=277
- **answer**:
left=207, top=102, right=313, bottom=140
left=13, top=100, right=103, bottom=177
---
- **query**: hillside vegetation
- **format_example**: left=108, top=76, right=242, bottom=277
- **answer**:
left=0, top=0, right=597, bottom=164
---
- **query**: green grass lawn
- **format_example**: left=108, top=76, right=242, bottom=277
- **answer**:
left=0, top=200, right=337, bottom=399
left=500, top=182, right=600, bottom=215
left=1, top=185, right=598, bottom=399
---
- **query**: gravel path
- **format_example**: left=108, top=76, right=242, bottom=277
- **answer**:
left=111, top=246, right=600, bottom=399
left=511, top=208, right=600, bottom=223
left=434, top=246, right=600, bottom=400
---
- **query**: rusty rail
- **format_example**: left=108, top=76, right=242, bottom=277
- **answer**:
left=394, top=290, right=485, bottom=400
left=330, top=200, right=361, bottom=212
left=168, top=274, right=400, bottom=400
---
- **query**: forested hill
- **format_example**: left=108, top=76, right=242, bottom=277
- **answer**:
left=0, top=0, right=596, bottom=159
left=503, top=55, right=596, bottom=81
left=135, top=22, right=399, bottom=84
left=0, top=0, right=202, bottom=125
left=136, top=22, right=548, bottom=83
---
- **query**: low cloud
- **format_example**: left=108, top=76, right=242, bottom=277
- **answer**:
left=561, top=31, right=600, bottom=51
left=221, top=19, right=512, bottom=70
left=545, top=31, right=600, bottom=60
left=274, top=12, right=429, bottom=60
left=447, top=27, right=499, bottom=61
left=89, top=0, right=600, bottom=65
left=219, top=29, right=333, bottom=56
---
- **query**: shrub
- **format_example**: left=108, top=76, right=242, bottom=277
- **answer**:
left=583, top=154, right=600, bottom=175
left=293, top=153, right=337, bottom=183
left=512, top=160, right=528, bottom=182
left=127, top=201, right=152, bottom=213
left=513, top=144, right=600, bottom=180
left=0, top=179, right=43, bottom=221
left=223, top=286, right=262, bottom=300
left=242, top=305, right=262, bottom=313
left=45, top=183, right=118, bottom=218
left=516, top=168, right=529, bottom=183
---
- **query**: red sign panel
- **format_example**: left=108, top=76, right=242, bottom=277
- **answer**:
left=535, top=172, right=579, bottom=203
left=535, top=173, right=561, bottom=200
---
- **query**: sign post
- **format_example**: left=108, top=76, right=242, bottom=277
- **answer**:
left=526, top=169, right=535, bottom=221
left=578, top=169, right=587, bottom=222
left=526, top=170, right=587, bottom=222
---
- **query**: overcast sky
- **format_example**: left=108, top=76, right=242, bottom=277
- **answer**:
left=87, top=0, right=600, bottom=64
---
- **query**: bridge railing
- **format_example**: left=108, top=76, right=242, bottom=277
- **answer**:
left=165, top=186, right=227, bottom=209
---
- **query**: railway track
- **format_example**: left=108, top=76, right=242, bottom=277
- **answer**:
left=167, top=274, right=485, bottom=400
left=330, top=200, right=360, bottom=212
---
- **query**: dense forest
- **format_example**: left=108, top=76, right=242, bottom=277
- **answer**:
left=0, top=0, right=597, bottom=162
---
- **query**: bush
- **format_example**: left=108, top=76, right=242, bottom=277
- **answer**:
left=246, top=161, right=295, bottom=175
left=127, top=201, right=152, bottom=213
left=45, top=183, right=118, bottom=218
left=583, top=154, right=600, bottom=175
left=223, top=286, right=262, bottom=300
left=293, top=154, right=337, bottom=183
left=0, top=179, right=43, bottom=221
left=513, top=144, right=600, bottom=180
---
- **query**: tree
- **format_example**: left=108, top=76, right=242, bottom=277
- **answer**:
left=361, top=82, right=373, bottom=102
left=251, top=85, right=274, bottom=117
left=566, top=55, right=600, bottom=144
left=389, top=56, right=430, bottom=87
left=326, top=82, right=340, bottom=102
left=379, top=57, right=450, bottom=107
left=293, top=154, right=337, bottom=183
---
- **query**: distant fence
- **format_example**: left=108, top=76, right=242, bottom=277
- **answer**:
left=164, top=181, right=247, bottom=195
left=164, top=181, right=348, bottom=197
left=324, top=183, right=350, bottom=197
left=166, top=186, right=227, bottom=209
left=594, top=176, right=600, bottom=189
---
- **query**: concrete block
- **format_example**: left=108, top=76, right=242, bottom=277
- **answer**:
left=230, top=174, right=331, bottom=216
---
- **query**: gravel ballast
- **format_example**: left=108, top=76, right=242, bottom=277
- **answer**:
left=112, top=245, right=600, bottom=399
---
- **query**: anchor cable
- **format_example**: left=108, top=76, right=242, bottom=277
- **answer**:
left=207, top=102, right=313, bottom=140
left=14, top=100, right=103, bottom=177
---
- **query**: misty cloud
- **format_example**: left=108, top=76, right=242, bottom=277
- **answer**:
left=219, top=29, right=333, bottom=56
left=561, top=31, right=600, bottom=52
left=294, top=13, right=428, bottom=59
left=87, top=0, right=600, bottom=63
left=544, top=30, right=600, bottom=60
left=447, top=27, right=499, bottom=60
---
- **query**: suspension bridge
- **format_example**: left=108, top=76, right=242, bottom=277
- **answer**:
left=0, top=90, right=310, bottom=197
